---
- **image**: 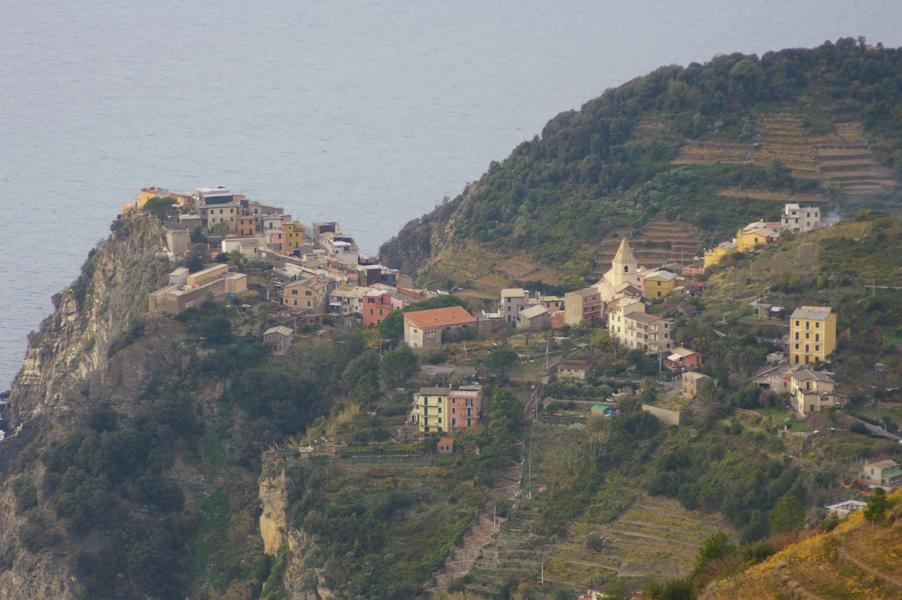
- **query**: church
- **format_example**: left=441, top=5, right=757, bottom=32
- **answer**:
left=593, top=237, right=643, bottom=303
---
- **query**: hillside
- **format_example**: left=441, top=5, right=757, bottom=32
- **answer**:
left=380, top=39, right=902, bottom=290
left=700, top=490, right=901, bottom=599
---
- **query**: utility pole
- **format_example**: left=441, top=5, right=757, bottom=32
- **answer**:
left=544, top=341, right=550, bottom=376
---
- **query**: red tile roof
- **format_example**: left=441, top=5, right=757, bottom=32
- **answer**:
left=404, top=306, right=475, bottom=329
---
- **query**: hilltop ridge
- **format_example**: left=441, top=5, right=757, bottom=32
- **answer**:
left=380, top=39, right=902, bottom=291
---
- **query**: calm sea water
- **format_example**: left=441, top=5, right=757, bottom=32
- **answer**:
left=1, top=0, right=900, bottom=388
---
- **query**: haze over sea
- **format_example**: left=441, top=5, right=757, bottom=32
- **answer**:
left=1, top=1, right=900, bottom=388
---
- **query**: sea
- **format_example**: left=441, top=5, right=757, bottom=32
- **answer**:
left=1, top=0, right=900, bottom=389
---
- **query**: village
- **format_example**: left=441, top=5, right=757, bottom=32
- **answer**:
left=123, top=186, right=899, bottom=596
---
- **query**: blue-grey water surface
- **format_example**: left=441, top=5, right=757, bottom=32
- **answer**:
left=1, top=0, right=901, bottom=388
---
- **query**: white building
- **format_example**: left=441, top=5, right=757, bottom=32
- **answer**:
left=782, top=203, right=821, bottom=233
left=607, top=298, right=673, bottom=355
left=499, top=288, right=528, bottom=324
left=594, top=237, right=641, bottom=302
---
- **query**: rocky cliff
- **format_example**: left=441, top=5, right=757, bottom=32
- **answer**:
left=0, top=214, right=178, bottom=598
left=259, top=452, right=334, bottom=600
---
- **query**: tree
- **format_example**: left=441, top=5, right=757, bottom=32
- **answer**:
left=142, top=197, right=178, bottom=220
left=769, top=494, right=804, bottom=534
left=863, top=487, right=893, bottom=524
left=186, top=244, right=207, bottom=272
left=693, top=531, right=736, bottom=574
left=379, top=346, right=418, bottom=390
left=483, top=347, right=518, bottom=379
left=486, top=388, right=523, bottom=458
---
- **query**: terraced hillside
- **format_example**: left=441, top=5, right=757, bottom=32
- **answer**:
left=593, top=217, right=704, bottom=274
left=382, top=41, right=902, bottom=288
left=676, top=113, right=898, bottom=197
left=440, top=410, right=725, bottom=598
left=544, top=493, right=728, bottom=590
left=701, top=490, right=902, bottom=599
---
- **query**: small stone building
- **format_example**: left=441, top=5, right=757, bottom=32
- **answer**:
left=263, top=326, right=294, bottom=355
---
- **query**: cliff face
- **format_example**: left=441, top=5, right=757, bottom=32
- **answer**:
left=7, top=214, right=171, bottom=431
left=259, top=453, right=333, bottom=600
left=0, top=214, right=179, bottom=598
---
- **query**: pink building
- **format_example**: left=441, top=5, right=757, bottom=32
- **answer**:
left=447, top=387, right=482, bottom=432
left=236, top=213, right=256, bottom=237
left=268, top=231, right=286, bottom=253
left=362, top=290, right=394, bottom=327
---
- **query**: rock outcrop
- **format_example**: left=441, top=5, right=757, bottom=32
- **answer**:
left=0, top=214, right=178, bottom=598
left=259, top=453, right=334, bottom=600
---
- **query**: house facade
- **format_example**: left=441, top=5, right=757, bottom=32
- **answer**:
left=666, top=347, right=702, bottom=371
left=413, top=385, right=483, bottom=433
left=641, top=269, right=685, bottom=298
left=403, top=306, right=476, bottom=349
left=564, top=287, right=602, bottom=326
left=736, top=221, right=782, bottom=252
left=500, top=288, right=528, bottom=324
left=555, top=360, right=591, bottom=381
left=861, top=459, right=901, bottom=489
left=682, top=371, right=711, bottom=398
left=283, top=277, right=329, bottom=313
left=782, top=203, right=821, bottom=233
left=607, top=298, right=673, bottom=355
left=517, top=304, right=550, bottom=331
left=263, top=326, right=294, bottom=355
left=361, top=290, right=394, bottom=327
left=789, top=369, right=836, bottom=416
left=789, top=306, right=837, bottom=365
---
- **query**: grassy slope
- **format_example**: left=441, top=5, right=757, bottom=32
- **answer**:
left=701, top=490, right=902, bottom=599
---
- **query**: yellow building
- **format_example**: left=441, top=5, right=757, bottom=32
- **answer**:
left=281, top=220, right=309, bottom=253
left=736, top=221, right=781, bottom=252
left=789, top=306, right=837, bottom=365
left=703, top=241, right=736, bottom=268
left=640, top=269, right=685, bottom=298
left=413, top=386, right=483, bottom=433
left=414, top=387, right=450, bottom=433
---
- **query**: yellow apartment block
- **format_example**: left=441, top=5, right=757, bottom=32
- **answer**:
left=414, top=387, right=449, bottom=434
left=789, top=306, right=836, bottom=365
left=281, top=220, right=309, bottom=253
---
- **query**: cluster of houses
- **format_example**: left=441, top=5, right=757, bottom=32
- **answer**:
left=704, top=203, right=822, bottom=268
left=140, top=187, right=846, bottom=438
left=753, top=305, right=839, bottom=417
left=140, top=187, right=436, bottom=322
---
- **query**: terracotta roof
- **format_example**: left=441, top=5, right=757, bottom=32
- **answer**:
left=404, top=306, right=475, bottom=329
